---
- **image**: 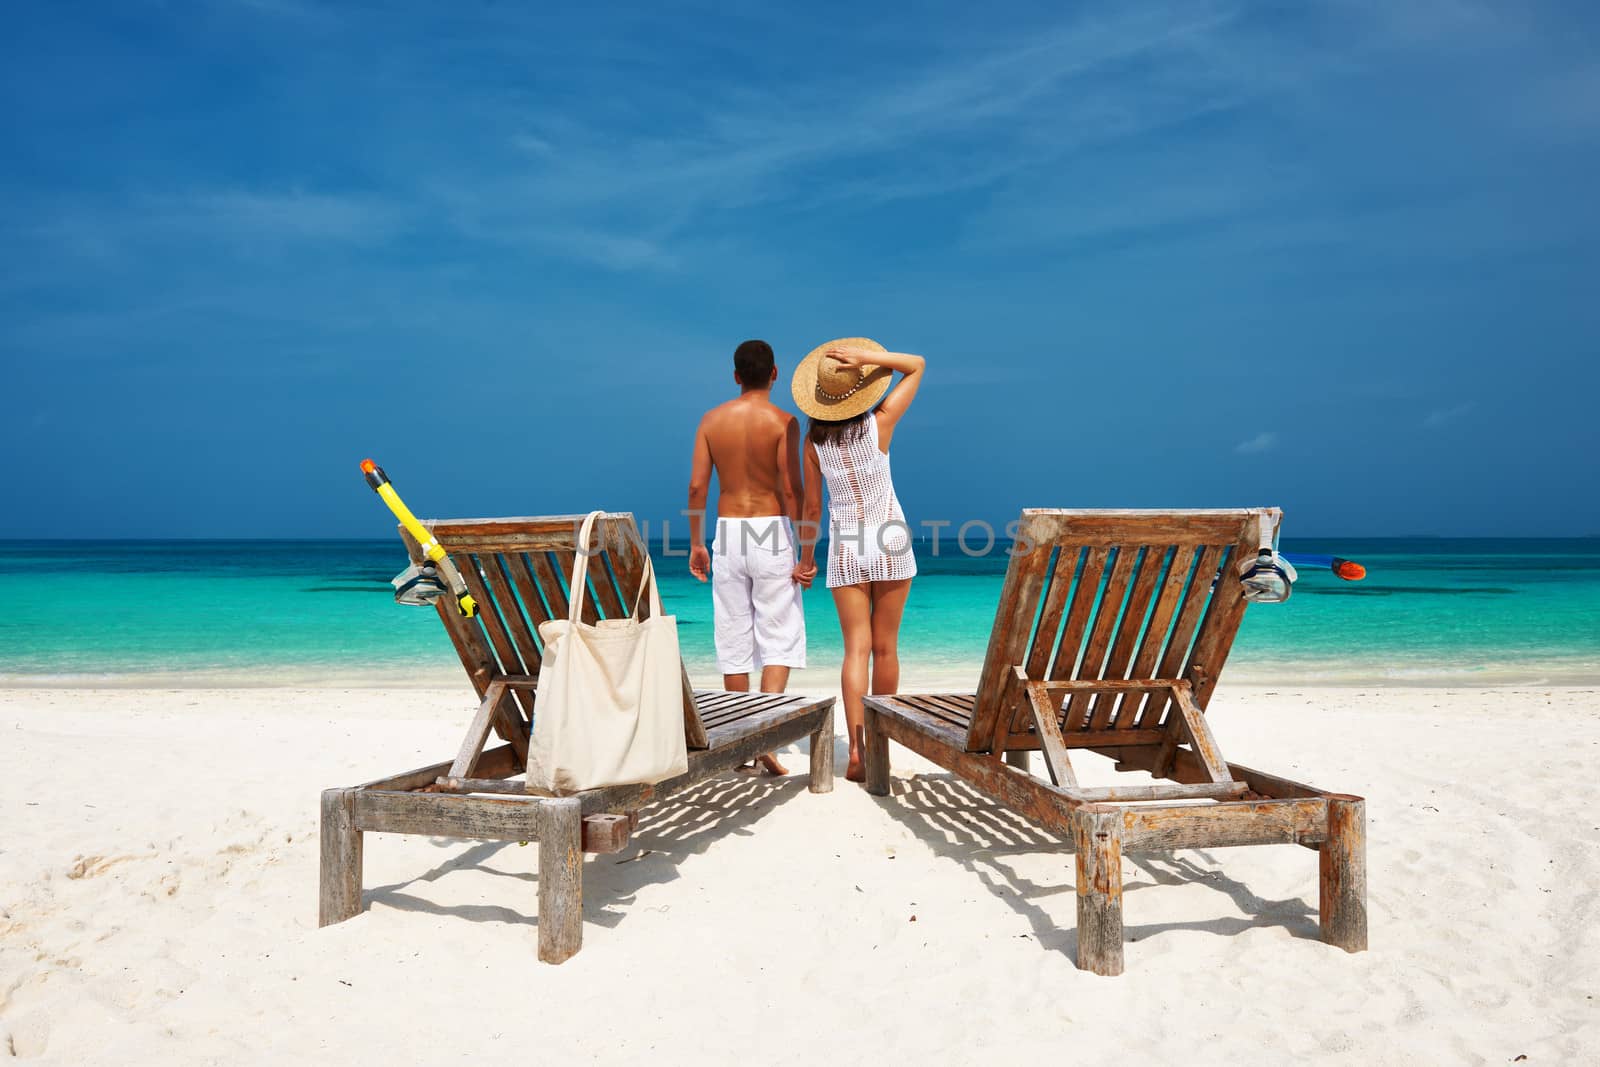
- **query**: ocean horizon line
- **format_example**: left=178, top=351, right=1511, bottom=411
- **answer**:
left=7, top=534, right=1600, bottom=546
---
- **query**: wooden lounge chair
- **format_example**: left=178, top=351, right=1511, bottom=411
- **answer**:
left=319, top=512, right=835, bottom=963
left=861, top=508, right=1366, bottom=976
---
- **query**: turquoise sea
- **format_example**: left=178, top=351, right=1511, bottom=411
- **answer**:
left=2, top=538, right=1598, bottom=687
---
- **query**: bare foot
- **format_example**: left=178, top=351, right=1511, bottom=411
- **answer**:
left=733, top=754, right=789, bottom=776
left=845, top=757, right=865, bottom=783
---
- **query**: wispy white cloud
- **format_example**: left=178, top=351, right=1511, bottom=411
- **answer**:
left=1235, top=431, right=1278, bottom=454
left=1423, top=402, right=1475, bottom=428
left=423, top=3, right=1261, bottom=265
left=20, top=188, right=404, bottom=266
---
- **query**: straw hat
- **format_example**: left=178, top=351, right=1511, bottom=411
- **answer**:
left=790, top=337, right=893, bottom=421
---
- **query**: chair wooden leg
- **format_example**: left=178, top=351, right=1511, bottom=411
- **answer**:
left=536, top=797, right=584, bottom=964
left=864, top=709, right=891, bottom=796
left=1073, top=807, right=1124, bottom=976
left=809, top=705, right=835, bottom=794
left=1320, top=796, right=1368, bottom=953
left=1004, top=749, right=1030, bottom=771
left=318, top=788, right=363, bottom=927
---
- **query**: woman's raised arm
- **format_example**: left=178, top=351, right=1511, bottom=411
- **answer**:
left=824, top=344, right=925, bottom=449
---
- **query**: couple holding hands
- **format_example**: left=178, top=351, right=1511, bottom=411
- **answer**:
left=686, top=338, right=925, bottom=783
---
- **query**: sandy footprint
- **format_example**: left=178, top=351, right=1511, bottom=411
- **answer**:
left=65, top=854, right=152, bottom=880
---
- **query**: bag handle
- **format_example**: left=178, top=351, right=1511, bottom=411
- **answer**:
left=628, top=553, right=664, bottom=621
left=566, top=511, right=664, bottom=625
left=565, top=510, right=605, bottom=626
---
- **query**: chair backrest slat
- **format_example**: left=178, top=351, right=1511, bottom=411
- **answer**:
left=403, top=513, right=708, bottom=747
left=1087, top=547, right=1166, bottom=728
left=1048, top=547, right=1110, bottom=680
left=1062, top=547, right=1139, bottom=729
left=1116, top=544, right=1199, bottom=725
left=1135, top=542, right=1228, bottom=728
left=477, top=554, right=544, bottom=676
left=966, top=509, right=1272, bottom=754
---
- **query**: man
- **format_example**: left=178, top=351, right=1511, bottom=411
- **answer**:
left=687, top=339, right=810, bottom=776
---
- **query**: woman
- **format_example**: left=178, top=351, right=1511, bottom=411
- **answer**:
left=791, top=338, right=925, bottom=783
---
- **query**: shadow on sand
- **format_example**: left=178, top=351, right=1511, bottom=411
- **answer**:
left=364, top=739, right=823, bottom=933
left=872, top=772, right=1318, bottom=958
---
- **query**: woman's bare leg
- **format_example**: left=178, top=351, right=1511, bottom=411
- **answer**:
left=868, top=578, right=912, bottom=698
left=832, top=583, right=874, bottom=782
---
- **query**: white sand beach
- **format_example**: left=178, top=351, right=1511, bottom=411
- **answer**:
left=2, top=680, right=1597, bottom=1064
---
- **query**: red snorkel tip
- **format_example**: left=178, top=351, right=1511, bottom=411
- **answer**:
left=360, top=458, right=388, bottom=490
left=1333, top=559, right=1366, bottom=581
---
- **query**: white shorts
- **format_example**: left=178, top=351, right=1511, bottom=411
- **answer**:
left=711, top=516, right=806, bottom=674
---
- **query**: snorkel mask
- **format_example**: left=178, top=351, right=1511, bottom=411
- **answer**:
left=1236, top=508, right=1297, bottom=604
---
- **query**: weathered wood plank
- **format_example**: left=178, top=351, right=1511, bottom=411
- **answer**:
left=1072, top=781, right=1248, bottom=802
left=433, top=776, right=533, bottom=795
left=479, top=555, right=544, bottom=676
left=1169, top=682, right=1232, bottom=784
left=355, top=790, right=541, bottom=839
left=1181, top=514, right=1263, bottom=710
left=1118, top=544, right=1198, bottom=729
left=536, top=797, right=584, bottom=964
left=1037, top=678, right=1185, bottom=692
left=357, top=743, right=520, bottom=792
left=501, top=552, right=555, bottom=640
left=585, top=527, right=629, bottom=620
left=1089, top=545, right=1164, bottom=728
left=1319, top=796, right=1367, bottom=952
left=1119, top=798, right=1328, bottom=851
left=1024, top=546, right=1079, bottom=679
left=449, top=681, right=506, bottom=779
left=318, top=788, right=363, bottom=927
left=427, top=513, right=595, bottom=542
left=1136, top=543, right=1225, bottom=728
left=971, top=517, right=1055, bottom=753
left=1073, top=806, right=1124, bottom=976
left=1101, top=745, right=1330, bottom=801
left=529, top=551, right=572, bottom=621
left=594, top=550, right=637, bottom=622
left=1065, top=547, right=1138, bottom=728
left=1048, top=546, right=1110, bottom=682
left=864, top=695, right=970, bottom=749
left=454, top=552, right=539, bottom=730
left=809, top=704, right=836, bottom=794
left=865, top=707, right=891, bottom=796
left=1023, top=674, right=1078, bottom=789
left=1016, top=510, right=1253, bottom=548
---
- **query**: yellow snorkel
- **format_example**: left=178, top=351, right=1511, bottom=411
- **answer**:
left=361, top=458, right=479, bottom=618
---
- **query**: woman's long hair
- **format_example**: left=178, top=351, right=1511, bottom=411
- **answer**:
left=807, top=408, right=873, bottom=447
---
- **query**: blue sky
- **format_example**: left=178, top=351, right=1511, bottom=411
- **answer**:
left=3, top=0, right=1597, bottom=538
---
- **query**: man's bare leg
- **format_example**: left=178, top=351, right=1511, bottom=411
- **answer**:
left=755, top=665, right=790, bottom=775
left=725, top=670, right=789, bottom=775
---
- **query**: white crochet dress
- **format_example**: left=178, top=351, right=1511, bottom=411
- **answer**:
left=815, top=414, right=918, bottom=588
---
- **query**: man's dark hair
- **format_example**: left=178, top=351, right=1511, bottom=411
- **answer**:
left=733, top=339, right=775, bottom=387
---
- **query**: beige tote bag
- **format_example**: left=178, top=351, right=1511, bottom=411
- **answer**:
left=527, top=512, right=688, bottom=795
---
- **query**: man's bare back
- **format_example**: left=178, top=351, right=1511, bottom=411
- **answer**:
left=697, top=394, right=800, bottom=520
